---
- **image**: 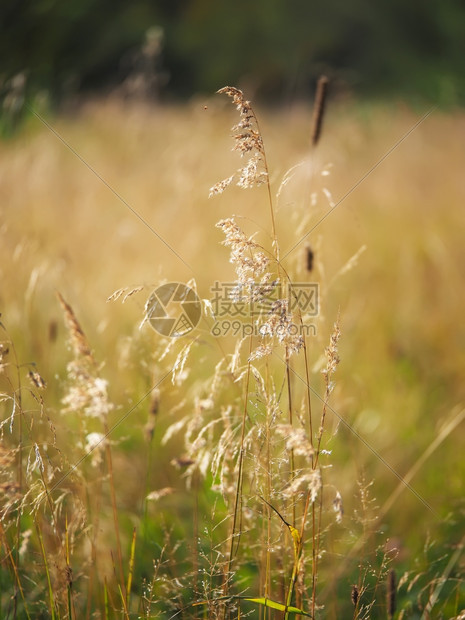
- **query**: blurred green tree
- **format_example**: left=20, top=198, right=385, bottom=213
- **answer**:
left=1, top=0, right=464, bottom=113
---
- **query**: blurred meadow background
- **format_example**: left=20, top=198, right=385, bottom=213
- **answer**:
left=1, top=1, right=465, bottom=618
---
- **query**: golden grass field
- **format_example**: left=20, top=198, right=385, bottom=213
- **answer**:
left=1, top=93, right=465, bottom=618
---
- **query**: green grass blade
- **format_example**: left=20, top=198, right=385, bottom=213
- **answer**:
left=36, top=521, right=57, bottom=620
left=126, top=527, right=137, bottom=609
left=103, top=578, right=109, bottom=620
left=244, top=597, right=311, bottom=616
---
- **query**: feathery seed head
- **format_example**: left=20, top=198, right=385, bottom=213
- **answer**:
left=276, top=424, right=314, bottom=460
left=209, top=86, right=268, bottom=196
left=57, top=292, right=95, bottom=363
left=323, top=318, right=341, bottom=378
left=333, top=491, right=344, bottom=523
left=216, top=218, right=270, bottom=286
left=259, top=298, right=304, bottom=356
left=84, top=432, right=106, bottom=467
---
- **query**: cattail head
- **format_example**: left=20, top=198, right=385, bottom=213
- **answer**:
left=351, top=584, right=359, bottom=606
left=305, top=244, right=314, bottom=272
left=48, top=319, right=58, bottom=343
left=311, top=75, right=329, bottom=147
left=149, top=388, right=160, bottom=417
left=145, top=388, right=160, bottom=441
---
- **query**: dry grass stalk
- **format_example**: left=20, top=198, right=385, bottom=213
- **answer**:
left=2, top=85, right=459, bottom=619
left=387, top=569, right=397, bottom=618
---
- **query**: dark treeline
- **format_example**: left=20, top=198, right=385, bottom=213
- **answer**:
left=1, top=0, right=464, bottom=109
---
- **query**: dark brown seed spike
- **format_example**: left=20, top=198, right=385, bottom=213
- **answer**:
left=311, top=75, right=329, bottom=147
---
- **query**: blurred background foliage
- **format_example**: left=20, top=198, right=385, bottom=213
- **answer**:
left=1, top=0, right=465, bottom=120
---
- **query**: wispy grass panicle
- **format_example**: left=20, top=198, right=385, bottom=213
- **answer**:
left=215, top=217, right=271, bottom=288
left=258, top=298, right=304, bottom=357
left=58, top=293, right=113, bottom=422
left=57, top=292, right=95, bottom=363
left=322, top=317, right=341, bottom=380
left=209, top=86, right=268, bottom=196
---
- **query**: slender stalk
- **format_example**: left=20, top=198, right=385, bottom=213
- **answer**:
left=8, top=338, right=25, bottom=581
left=312, top=486, right=324, bottom=616
left=193, top=469, right=200, bottom=599
left=36, top=520, right=57, bottom=620
left=222, top=338, right=253, bottom=614
left=301, top=335, right=314, bottom=460
left=285, top=349, right=296, bottom=528
left=262, top=134, right=279, bottom=262
left=103, top=579, right=110, bottom=620
left=87, top=465, right=104, bottom=619
left=0, top=522, right=31, bottom=620
left=264, top=360, right=272, bottom=620
left=126, top=528, right=137, bottom=610
left=65, top=514, right=76, bottom=620
left=104, top=423, right=126, bottom=603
